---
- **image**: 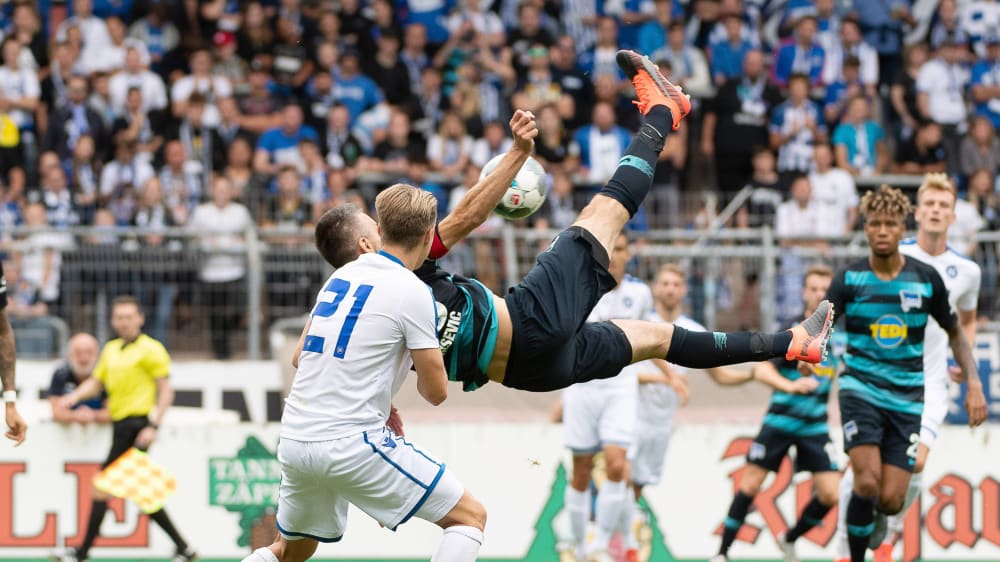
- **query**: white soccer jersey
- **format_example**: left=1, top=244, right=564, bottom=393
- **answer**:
left=637, top=313, right=705, bottom=424
left=281, top=252, right=440, bottom=441
left=900, top=239, right=981, bottom=442
left=581, top=275, right=655, bottom=390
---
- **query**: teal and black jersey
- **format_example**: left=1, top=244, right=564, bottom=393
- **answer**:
left=825, top=257, right=957, bottom=415
left=415, top=260, right=499, bottom=392
left=762, top=330, right=845, bottom=436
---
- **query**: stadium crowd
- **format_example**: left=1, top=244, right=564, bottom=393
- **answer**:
left=2, top=0, right=1000, bottom=355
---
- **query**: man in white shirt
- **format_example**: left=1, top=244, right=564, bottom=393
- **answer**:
left=821, top=17, right=879, bottom=95
left=809, top=143, right=859, bottom=236
left=170, top=48, right=233, bottom=129
left=916, top=38, right=970, bottom=173
left=775, top=174, right=824, bottom=323
left=244, top=184, right=485, bottom=562
left=834, top=173, right=982, bottom=562
left=56, top=0, right=112, bottom=56
left=109, top=46, right=169, bottom=116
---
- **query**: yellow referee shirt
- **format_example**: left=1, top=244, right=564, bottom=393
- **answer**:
left=93, top=333, right=171, bottom=421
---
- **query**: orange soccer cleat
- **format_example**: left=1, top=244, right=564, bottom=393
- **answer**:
left=615, top=50, right=691, bottom=129
left=873, top=543, right=896, bottom=562
left=786, top=299, right=835, bottom=363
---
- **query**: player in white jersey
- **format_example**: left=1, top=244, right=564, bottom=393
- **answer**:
left=244, top=185, right=486, bottom=562
left=833, top=174, right=984, bottom=562
left=563, top=231, right=654, bottom=562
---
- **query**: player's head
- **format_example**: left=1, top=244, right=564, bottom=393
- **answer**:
left=608, top=231, right=631, bottom=284
left=110, top=295, right=144, bottom=341
left=67, top=332, right=100, bottom=375
left=914, top=172, right=957, bottom=236
left=652, top=263, right=686, bottom=309
left=860, top=184, right=911, bottom=258
left=802, top=264, right=833, bottom=315
left=375, top=183, right=438, bottom=257
left=315, top=203, right=380, bottom=268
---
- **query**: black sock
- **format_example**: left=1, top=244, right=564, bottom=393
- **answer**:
left=665, top=326, right=793, bottom=368
left=846, top=492, right=876, bottom=562
left=785, top=495, right=833, bottom=542
left=78, top=500, right=108, bottom=557
left=597, top=106, right=672, bottom=217
left=149, top=508, right=188, bottom=552
left=719, top=491, right=754, bottom=556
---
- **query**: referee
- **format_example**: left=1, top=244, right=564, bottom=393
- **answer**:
left=59, top=296, right=196, bottom=561
left=1, top=261, right=27, bottom=445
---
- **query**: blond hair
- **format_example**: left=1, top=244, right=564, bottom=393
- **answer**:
left=656, top=263, right=685, bottom=281
left=860, top=184, right=912, bottom=220
left=916, top=172, right=957, bottom=206
left=375, top=184, right=438, bottom=248
left=804, top=263, right=833, bottom=281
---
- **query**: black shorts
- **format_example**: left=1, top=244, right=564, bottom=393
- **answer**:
left=746, top=425, right=839, bottom=473
left=104, top=416, right=150, bottom=468
left=502, top=226, right=632, bottom=392
left=839, top=391, right=921, bottom=472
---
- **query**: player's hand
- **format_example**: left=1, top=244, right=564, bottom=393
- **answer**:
left=948, top=365, right=964, bottom=383
left=965, top=383, right=988, bottom=427
left=4, top=404, right=26, bottom=446
left=135, top=426, right=158, bottom=449
left=670, top=373, right=690, bottom=407
left=510, top=109, right=537, bottom=154
left=787, top=376, right=820, bottom=394
left=387, top=405, right=405, bottom=436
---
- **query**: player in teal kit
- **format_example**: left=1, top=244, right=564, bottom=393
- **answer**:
left=823, top=185, right=987, bottom=562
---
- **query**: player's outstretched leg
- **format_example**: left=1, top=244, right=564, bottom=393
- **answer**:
left=572, top=50, right=691, bottom=257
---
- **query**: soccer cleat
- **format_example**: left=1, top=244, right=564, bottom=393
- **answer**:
left=171, top=548, right=199, bottom=562
left=708, top=555, right=729, bottom=562
left=834, top=559, right=850, bottom=562
left=615, top=50, right=691, bottom=128
left=873, top=542, right=895, bottom=562
left=786, top=299, right=834, bottom=363
left=50, top=548, right=85, bottom=562
left=777, top=532, right=799, bottom=562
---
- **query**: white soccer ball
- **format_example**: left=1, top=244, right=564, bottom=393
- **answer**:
left=479, top=154, right=549, bottom=220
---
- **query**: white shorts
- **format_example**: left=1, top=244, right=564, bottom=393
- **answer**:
left=276, top=427, right=464, bottom=542
left=563, top=378, right=638, bottom=453
left=920, top=370, right=950, bottom=448
left=632, top=421, right=673, bottom=487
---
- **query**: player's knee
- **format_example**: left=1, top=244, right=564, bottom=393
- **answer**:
left=853, top=470, right=880, bottom=498
left=817, top=485, right=839, bottom=506
left=571, top=455, right=594, bottom=490
left=739, top=479, right=762, bottom=497
left=878, top=496, right=904, bottom=516
left=604, top=455, right=628, bottom=482
left=459, top=496, right=488, bottom=531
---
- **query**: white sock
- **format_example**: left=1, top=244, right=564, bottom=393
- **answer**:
left=887, top=472, right=923, bottom=538
left=593, top=479, right=628, bottom=551
left=834, top=469, right=854, bottom=560
left=565, top=486, right=592, bottom=548
left=617, top=499, right=640, bottom=550
left=242, top=547, right=279, bottom=562
left=430, top=525, right=484, bottom=562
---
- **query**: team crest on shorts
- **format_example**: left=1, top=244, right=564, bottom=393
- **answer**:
left=748, top=442, right=766, bottom=460
left=844, top=420, right=858, bottom=442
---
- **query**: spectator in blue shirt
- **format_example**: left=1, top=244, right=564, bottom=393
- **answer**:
left=769, top=73, right=826, bottom=178
left=332, top=49, right=385, bottom=126
left=602, top=0, right=655, bottom=52
left=832, top=95, right=888, bottom=177
left=571, top=101, right=632, bottom=187
left=771, top=15, right=826, bottom=87
left=824, top=55, right=866, bottom=126
left=710, top=12, right=754, bottom=86
left=970, top=35, right=1000, bottom=130
left=254, top=103, right=319, bottom=176
left=636, top=0, right=674, bottom=55
left=395, top=0, right=454, bottom=46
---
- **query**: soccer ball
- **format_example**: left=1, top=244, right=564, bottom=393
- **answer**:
left=479, top=154, right=548, bottom=220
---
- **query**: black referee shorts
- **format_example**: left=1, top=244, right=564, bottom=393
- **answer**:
left=104, top=416, right=150, bottom=468
left=502, top=226, right=633, bottom=391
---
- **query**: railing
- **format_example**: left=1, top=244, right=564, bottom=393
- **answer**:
left=3, top=224, right=997, bottom=357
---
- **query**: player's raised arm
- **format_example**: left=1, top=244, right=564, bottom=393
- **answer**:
left=434, top=109, right=538, bottom=252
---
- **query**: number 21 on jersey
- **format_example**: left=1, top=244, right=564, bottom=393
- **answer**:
left=303, top=278, right=373, bottom=359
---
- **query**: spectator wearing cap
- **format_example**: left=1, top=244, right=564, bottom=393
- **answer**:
left=917, top=38, right=970, bottom=174
left=127, top=2, right=180, bottom=74
left=109, top=46, right=168, bottom=116
left=771, top=15, right=826, bottom=87
left=579, top=16, right=625, bottom=84
left=254, top=103, right=319, bottom=175
left=213, top=31, right=249, bottom=94
left=832, top=95, right=888, bottom=177
left=361, top=33, right=413, bottom=108
left=56, top=0, right=112, bottom=58
left=171, top=48, right=233, bottom=129
left=709, top=11, right=754, bottom=85
left=893, top=120, right=947, bottom=174
left=970, top=34, right=1000, bottom=130
left=652, top=21, right=713, bottom=99
left=821, top=18, right=878, bottom=96
left=702, top=49, right=784, bottom=191
left=853, top=0, right=913, bottom=87
left=332, top=49, right=384, bottom=126
left=508, top=2, right=556, bottom=75
left=769, top=73, right=826, bottom=181
left=824, top=55, right=866, bottom=126
left=43, top=74, right=106, bottom=167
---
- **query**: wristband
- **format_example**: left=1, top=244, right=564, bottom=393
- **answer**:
left=2, top=390, right=16, bottom=403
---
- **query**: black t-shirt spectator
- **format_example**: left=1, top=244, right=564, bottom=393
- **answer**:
left=263, top=196, right=313, bottom=228
left=534, top=132, right=571, bottom=166
left=895, top=138, right=946, bottom=167
left=741, top=178, right=783, bottom=228
left=892, top=68, right=920, bottom=122
left=554, top=68, right=595, bottom=130
left=362, top=57, right=413, bottom=107
left=48, top=364, right=107, bottom=410
left=705, top=78, right=784, bottom=156
left=373, top=135, right=427, bottom=165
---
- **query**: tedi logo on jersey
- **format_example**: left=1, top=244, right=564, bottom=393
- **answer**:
left=870, top=314, right=908, bottom=348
